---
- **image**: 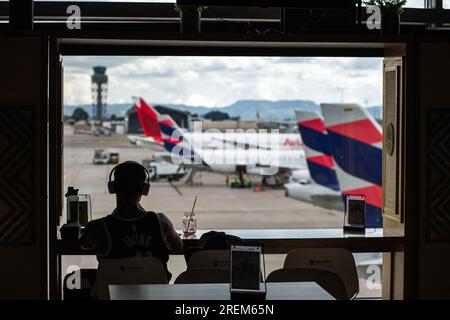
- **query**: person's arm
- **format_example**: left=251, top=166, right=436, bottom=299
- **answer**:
left=79, top=220, right=102, bottom=251
left=157, top=213, right=183, bottom=253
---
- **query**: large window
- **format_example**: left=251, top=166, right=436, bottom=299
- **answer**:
left=63, top=56, right=383, bottom=230
left=62, top=55, right=384, bottom=297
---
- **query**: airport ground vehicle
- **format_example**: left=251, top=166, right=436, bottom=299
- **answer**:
left=142, top=159, right=187, bottom=181
left=229, top=177, right=252, bottom=188
left=91, top=127, right=112, bottom=137
left=92, top=148, right=120, bottom=164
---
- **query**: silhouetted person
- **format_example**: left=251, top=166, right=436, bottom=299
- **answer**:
left=79, top=161, right=183, bottom=280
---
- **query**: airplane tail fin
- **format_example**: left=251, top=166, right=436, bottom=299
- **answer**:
left=158, top=114, right=204, bottom=165
left=158, top=114, right=184, bottom=152
left=321, top=104, right=382, bottom=227
left=132, top=96, right=162, bottom=144
left=296, top=110, right=339, bottom=191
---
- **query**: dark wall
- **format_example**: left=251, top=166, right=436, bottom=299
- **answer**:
left=127, top=110, right=144, bottom=134
left=416, top=43, right=450, bottom=299
left=0, top=36, right=48, bottom=299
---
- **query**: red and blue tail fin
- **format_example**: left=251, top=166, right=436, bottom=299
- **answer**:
left=296, top=110, right=339, bottom=191
left=321, top=104, right=382, bottom=228
left=158, top=114, right=184, bottom=152
left=158, top=114, right=204, bottom=165
left=132, top=96, right=162, bottom=144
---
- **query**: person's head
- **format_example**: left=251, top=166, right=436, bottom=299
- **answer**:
left=108, top=161, right=150, bottom=202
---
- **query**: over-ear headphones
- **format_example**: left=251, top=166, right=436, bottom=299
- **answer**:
left=108, top=161, right=151, bottom=196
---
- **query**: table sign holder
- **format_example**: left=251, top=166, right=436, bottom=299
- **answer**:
left=343, top=194, right=366, bottom=234
left=78, top=194, right=92, bottom=227
left=230, top=244, right=267, bottom=301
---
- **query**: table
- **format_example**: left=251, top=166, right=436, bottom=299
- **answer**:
left=55, top=228, right=403, bottom=299
left=57, top=228, right=404, bottom=255
left=109, top=282, right=335, bottom=300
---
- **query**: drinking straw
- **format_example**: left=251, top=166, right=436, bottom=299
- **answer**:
left=186, top=195, right=197, bottom=233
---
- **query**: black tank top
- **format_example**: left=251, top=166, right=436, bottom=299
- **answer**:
left=99, top=211, right=169, bottom=267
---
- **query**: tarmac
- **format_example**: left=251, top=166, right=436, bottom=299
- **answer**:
left=64, top=131, right=343, bottom=230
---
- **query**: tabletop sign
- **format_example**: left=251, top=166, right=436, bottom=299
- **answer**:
left=344, top=194, right=366, bottom=233
left=230, top=245, right=266, bottom=300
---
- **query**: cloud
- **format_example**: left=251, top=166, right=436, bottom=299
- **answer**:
left=63, top=56, right=382, bottom=108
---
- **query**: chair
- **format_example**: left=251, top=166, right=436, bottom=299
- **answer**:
left=91, top=256, right=168, bottom=300
left=186, top=249, right=266, bottom=282
left=184, top=247, right=203, bottom=265
left=266, top=268, right=349, bottom=300
left=283, top=248, right=359, bottom=299
left=174, top=269, right=230, bottom=284
left=187, top=250, right=230, bottom=270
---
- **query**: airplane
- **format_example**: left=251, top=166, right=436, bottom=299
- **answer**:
left=127, top=97, right=164, bottom=151
left=127, top=96, right=304, bottom=152
left=289, top=105, right=383, bottom=228
left=155, top=112, right=310, bottom=182
left=290, top=108, right=383, bottom=268
left=321, top=103, right=382, bottom=228
left=285, top=110, right=344, bottom=211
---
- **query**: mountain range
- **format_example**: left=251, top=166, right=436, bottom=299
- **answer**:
left=65, top=99, right=381, bottom=121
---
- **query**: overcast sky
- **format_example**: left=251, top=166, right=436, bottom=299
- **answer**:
left=64, top=56, right=384, bottom=108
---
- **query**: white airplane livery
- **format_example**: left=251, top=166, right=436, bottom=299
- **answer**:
left=156, top=113, right=309, bottom=177
left=128, top=97, right=304, bottom=152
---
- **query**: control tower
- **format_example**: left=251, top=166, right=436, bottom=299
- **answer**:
left=91, top=66, right=108, bottom=121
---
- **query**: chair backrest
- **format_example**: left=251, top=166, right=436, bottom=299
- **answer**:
left=283, top=248, right=358, bottom=299
left=187, top=250, right=230, bottom=270
left=186, top=249, right=263, bottom=281
left=92, top=256, right=168, bottom=300
left=266, top=268, right=349, bottom=300
left=174, top=269, right=230, bottom=284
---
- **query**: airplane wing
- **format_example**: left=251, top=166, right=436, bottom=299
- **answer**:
left=284, top=182, right=343, bottom=211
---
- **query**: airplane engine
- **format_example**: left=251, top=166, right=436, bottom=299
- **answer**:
left=208, top=164, right=237, bottom=174
left=245, top=165, right=277, bottom=176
